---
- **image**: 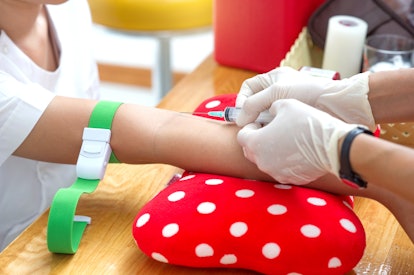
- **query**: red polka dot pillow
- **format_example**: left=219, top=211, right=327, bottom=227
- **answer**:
left=132, top=95, right=366, bottom=274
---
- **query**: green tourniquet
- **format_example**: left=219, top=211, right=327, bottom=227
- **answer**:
left=88, top=101, right=123, bottom=163
left=47, top=179, right=100, bottom=253
left=47, top=101, right=122, bottom=254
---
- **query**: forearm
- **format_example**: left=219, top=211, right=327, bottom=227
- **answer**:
left=111, top=103, right=274, bottom=181
left=14, top=97, right=274, bottom=181
left=348, top=134, right=414, bottom=202
left=18, top=96, right=413, bottom=196
left=369, top=68, right=414, bottom=123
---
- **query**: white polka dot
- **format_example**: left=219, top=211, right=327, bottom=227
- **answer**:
left=168, top=191, right=185, bottom=202
left=300, top=224, right=321, bottom=238
left=205, top=100, right=221, bottom=108
left=328, top=257, right=342, bottom=268
left=274, top=184, right=292, bottom=190
left=205, top=178, right=224, bottom=185
left=307, top=197, right=327, bottom=206
left=267, top=204, right=287, bottom=215
left=220, top=254, right=237, bottom=265
left=340, top=218, right=357, bottom=233
left=136, top=213, right=150, bottom=227
left=162, top=223, right=179, bottom=238
left=287, top=273, right=303, bottom=275
left=230, top=222, right=248, bottom=237
left=235, top=189, right=255, bottom=198
left=152, top=252, right=168, bottom=263
left=262, top=243, right=281, bottom=259
left=195, top=243, right=214, bottom=257
left=197, top=202, right=216, bottom=214
left=180, top=175, right=195, bottom=181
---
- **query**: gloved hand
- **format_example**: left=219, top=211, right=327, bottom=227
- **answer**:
left=236, top=66, right=376, bottom=131
left=237, top=99, right=359, bottom=185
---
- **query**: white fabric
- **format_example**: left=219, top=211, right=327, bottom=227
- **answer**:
left=235, top=67, right=375, bottom=131
left=0, top=1, right=100, bottom=250
left=237, top=99, right=357, bottom=185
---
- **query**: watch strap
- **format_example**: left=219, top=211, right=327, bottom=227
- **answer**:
left=339, top=126, right=373, bottom=189
left=47, top=101, right=122, bottom=254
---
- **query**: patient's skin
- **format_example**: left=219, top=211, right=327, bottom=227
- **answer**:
left=17, top=97, right=414, bottom=243
left=15, top=97, right=274, bottom=181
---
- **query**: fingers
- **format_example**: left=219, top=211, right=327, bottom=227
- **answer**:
left=236, top=67, right=303, bottom=126
left=237, top=122, right=261, bottom=146
left=236, top=122, right=261, bottom=162
left=236, top=74, right=269, bottom=108
left=268, top=98, right=285, bottom=116
left=236, top=85, right=253, bottom=108
left=272, top=98, right=309, bottom=114
left=235, top=67, right=296, bottom=108
left=236, top=85, right=278, bottom=126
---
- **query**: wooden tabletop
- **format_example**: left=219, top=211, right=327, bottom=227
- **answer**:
left=0, top=56, right=413, bottom=274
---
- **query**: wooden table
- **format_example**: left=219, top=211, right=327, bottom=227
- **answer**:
left=0, top=56, right=413, bottom=274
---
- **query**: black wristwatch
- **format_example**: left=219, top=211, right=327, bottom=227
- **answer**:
left=339, top=126, right=374, bottom=189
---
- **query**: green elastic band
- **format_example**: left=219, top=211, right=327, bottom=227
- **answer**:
left=88, top=101, right=123, bottom=163
left=47, top=101, right=123, bottom=254
left=47, top=179, right=100, bottom=253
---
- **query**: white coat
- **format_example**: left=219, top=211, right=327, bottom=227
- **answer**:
left=0, top=1, right=100, bottom=250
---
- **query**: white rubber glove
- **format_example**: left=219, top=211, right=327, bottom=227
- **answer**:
left=237, top=99, right=359, bottom=185
left=236, top=66, right=376, bottom=131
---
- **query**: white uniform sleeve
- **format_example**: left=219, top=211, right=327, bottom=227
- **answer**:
left=0, top=72, right=55, bottom=165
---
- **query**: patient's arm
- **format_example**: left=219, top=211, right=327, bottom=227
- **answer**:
left=14, top=96, right=414, bottom=241
left=14, top=96, right=273, bottom=181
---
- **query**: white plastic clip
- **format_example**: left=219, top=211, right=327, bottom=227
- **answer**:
left=76, top=127, right=112, bottom=180
left=74, top=215, right=92, bottom=224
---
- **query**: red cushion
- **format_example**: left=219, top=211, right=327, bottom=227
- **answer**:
left=192, top=93, right=237, bottom=121
left=132, top=94, right=366, bottom=274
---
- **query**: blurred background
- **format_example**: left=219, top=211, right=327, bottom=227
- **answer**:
left=92, top=25, right=214, bottom=106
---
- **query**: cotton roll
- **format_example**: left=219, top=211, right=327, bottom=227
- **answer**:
left=322, top=15, right=368, bottom=78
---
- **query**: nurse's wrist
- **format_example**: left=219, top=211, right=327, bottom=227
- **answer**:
left=338, top=127, right=373, bottom=189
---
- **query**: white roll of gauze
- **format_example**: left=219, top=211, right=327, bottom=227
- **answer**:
left=322, top=15, right=368, bottom=78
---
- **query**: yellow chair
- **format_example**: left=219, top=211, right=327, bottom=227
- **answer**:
left=88, top=0, right=213, bottom=101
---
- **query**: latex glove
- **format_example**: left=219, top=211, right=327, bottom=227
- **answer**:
left=237, top=99, right=359, bottom=185
left=236, top=66, right=376, bottom=131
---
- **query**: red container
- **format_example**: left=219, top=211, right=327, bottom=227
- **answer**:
left=214, top=0, right=326, bottom=73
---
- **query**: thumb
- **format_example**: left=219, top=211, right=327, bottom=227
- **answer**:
left=236, top=85, right=277, bottom=127
left=235, top=91, right=249, bottom=108
left=237, top=122, right=261, bottom=147
left=237, top=122, right=262, bottom=162
left=268, top=98, right=292, bottom=117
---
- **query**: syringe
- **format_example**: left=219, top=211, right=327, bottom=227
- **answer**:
left=206, top=107, right=274, bottom=124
